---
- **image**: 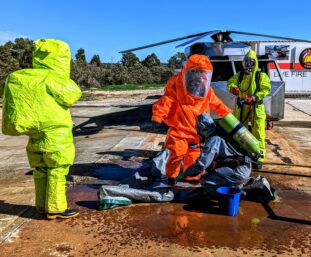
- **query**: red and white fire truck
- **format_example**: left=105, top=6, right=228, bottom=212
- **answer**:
left=252, top=41, right=311, bottom=95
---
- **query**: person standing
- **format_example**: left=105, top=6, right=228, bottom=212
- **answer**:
left=152, top=54, right=232, bottom=185
left=1, top=39, right=82, bottom=219
left=227, top=50, right=271, bottom=169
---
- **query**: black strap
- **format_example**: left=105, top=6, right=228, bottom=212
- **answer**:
left=215, top=156, right=248, bottom=169
left=237, top=70, right=244, bottom=86
left=237, top=70, right=261, bottom=95
left=254, top=71, right=261, bottom=95
left=228, top=122, right=244, bottom=138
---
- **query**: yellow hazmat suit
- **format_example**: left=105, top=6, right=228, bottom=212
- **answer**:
left=2, top=39, right=82, bottom=213
left=227, top=50, right=271, bottom=163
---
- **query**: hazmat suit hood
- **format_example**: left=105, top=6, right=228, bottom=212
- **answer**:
left=177, top=54, right=213, bottom=105
left=2, top=38, right=81, bottom=136
left=33, top=39, right=71, bottom=77
left=243, top=50, right=259, bottom=74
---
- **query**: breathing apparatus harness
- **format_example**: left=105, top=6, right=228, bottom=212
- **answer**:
left=237, top=70, right=262, bottom=124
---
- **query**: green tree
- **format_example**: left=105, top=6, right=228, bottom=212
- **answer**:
left=71, top=60, right=91, bottom=88
left=111, top=64, right=129, bottom=84
left=142, top=53, right=160, bottom=68
left=168, top=52, right=187, bottom=70
left=11, top=38, right=33, bottom=68
left=100, top=67, right=113, bottom=85
left=90, top=54, right=101, bottom=66
left=128, top=64, right=153, bottom=84
left=121, top=52, right=140, bottom=68
left=150, top=65, right=173, bottom=83
left=111, top=63, right=129, bottom=85
left=0, top=42, right=20, bottom=91
left=87, top=64, right=101, bottom=87
left=75, top=48, right=86, bottom=62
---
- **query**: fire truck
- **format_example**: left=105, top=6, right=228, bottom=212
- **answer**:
left=251, top=41, right=311, bottom=95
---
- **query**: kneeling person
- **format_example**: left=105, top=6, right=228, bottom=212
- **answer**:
left=181, top=113, right=252, bottom=187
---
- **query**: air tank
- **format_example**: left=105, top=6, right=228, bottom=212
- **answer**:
left=218, top=113, right=262, bottom=158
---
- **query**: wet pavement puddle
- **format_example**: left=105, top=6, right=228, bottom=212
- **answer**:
left=64, top=183, right=311, bottom=256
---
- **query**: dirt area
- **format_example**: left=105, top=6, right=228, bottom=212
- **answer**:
left=79, top=89, right=164, bottom=104
left=0, top=91, right=311, bottom=256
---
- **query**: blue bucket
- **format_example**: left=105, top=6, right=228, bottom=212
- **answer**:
left=216, top=186, right=241, bottom=216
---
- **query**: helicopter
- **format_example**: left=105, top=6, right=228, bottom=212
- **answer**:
left=120, top=29, right=311, bottom=95
left=120, top=30, right=311, bottom=126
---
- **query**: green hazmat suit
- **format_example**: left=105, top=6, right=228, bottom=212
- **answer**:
left=1, top=39, right=82, bottom=213
left=227, top=50, right=271, bottom=162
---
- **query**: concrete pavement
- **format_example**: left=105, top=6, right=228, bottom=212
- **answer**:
left=0, top=99, right=310, bottom=256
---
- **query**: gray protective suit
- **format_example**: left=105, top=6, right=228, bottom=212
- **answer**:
left=184, top=113, right=252, bottom=187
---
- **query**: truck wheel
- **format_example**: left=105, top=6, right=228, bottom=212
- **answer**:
left=266, top=121, right=274, bottom=130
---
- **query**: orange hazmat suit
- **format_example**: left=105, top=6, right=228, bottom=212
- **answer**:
left=152, top=54, right=232, bottom=179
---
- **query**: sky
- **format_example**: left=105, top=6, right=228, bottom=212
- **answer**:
left=0, top=0, right=310, bottom=63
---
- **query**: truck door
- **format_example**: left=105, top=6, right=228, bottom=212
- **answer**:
left=287, top=46, right=311, bottom=93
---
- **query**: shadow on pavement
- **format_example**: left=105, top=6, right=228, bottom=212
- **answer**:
left=69, top=162, right=138, bottom=181
left=73, top=104, right=167, bottom=136
left=275, top=120, right=311, bottom=128
left=0, top=200, right=45, bottom=220
left=183, top=200, right=224, bottom=215
left=262, top=203, right=311, bottom=226
left=96, top=149, right=160, bottom=160
left=76, top=200, right=98, bottom=210
left=255, top=169, right=311, bottom=178
left=69, top=148, right=160, bottom=180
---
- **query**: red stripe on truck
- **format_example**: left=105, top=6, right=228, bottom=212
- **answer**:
left=269, top=63, right=305, bottom=70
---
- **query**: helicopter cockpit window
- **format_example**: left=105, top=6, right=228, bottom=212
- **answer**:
left=190, top=43, right=207, bottom=55
left=211, top=61, right=234, bottom=82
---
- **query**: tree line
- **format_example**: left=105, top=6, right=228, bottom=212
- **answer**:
left=0, top=38, right=187, bottom=88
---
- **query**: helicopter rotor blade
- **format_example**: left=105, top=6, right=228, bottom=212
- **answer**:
left=229, top=30, right=311, bottom=43
left=119, top=31, right=211, bottom=53
left=120, top=29, right=311, bottom=53
left=175, top=30, right=224, bottom=48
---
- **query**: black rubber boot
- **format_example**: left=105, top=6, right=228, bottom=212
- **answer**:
left=47, top=209, right=80, bottom=220
left=167, top=178, right=176, bottom=186
left=253, top=162, right=263, bottom=170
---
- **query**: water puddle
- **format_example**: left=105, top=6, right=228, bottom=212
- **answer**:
left=67, top=183, right=311, bottom=255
